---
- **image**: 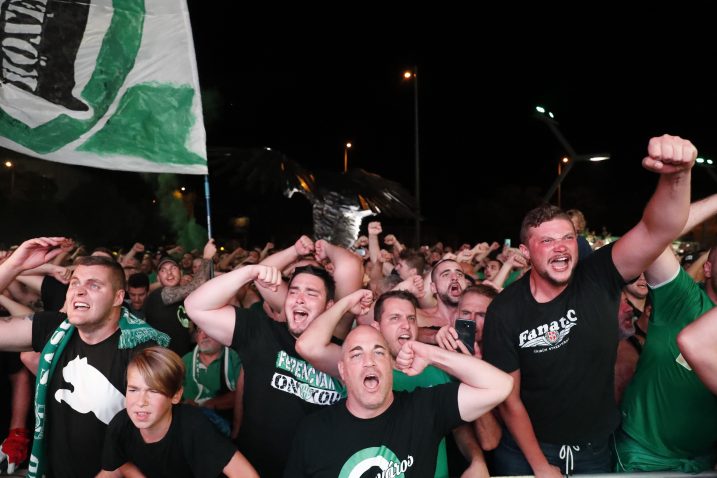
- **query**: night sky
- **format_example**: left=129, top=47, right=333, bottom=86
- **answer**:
left=185, top=6, right=717, bottom=247
left=2, top=6, right=717, bottom=248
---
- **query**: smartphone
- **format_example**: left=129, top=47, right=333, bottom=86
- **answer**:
left=504, top=238, right=511, bottom=248
left=454, top=319, right=476, bottom=355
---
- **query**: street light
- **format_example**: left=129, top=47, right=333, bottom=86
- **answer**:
left=403, top=67, right=420, bottom=245
left=3, top=159, right=14, bottom=195
left=343, top=142, right=352, bottom=173
left=534, top=106, right=610, bottom=206
left=555, top=154, right=611, bottom=208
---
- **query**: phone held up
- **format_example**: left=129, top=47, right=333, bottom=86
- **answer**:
left=454, top=319, right=476, bottom=355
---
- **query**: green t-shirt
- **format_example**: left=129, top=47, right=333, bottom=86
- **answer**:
left=619, top=268, right=717, bottom=472
left=393, top=366, right=452, bottom=478
left=182, top=347, right=242, bottom=403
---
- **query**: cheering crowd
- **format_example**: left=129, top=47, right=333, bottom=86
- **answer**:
left=0, top=134, right=716, bottom=477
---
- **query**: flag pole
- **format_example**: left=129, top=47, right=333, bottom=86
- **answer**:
left=204, top=174, right=214, bottom=278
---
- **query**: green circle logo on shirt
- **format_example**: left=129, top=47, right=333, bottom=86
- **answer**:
left=0, top=0, right=145, bottom=152
left=339, top=446, right=414, bottom=478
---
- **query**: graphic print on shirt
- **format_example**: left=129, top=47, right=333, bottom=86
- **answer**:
left=339, top=446, right=414, bottom=478
left=53, top=355, right=125, bottom=424
left=518, top=309, right=578, bottom=352
left=271, top=350, right=346, bottom=405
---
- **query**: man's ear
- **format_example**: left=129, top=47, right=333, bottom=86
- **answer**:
left=704, top=260, right=712, bottom=279
left=370, top=320, right=380, bottom=331
left=338, top=361, right=345, bottom=382
left=519, top=244, right=530, bottom=262
left=324, top=299, right=334, bottom=311
left=114, top=289, right=125, bottom=307
left=430, top=282, right=437, bottom=295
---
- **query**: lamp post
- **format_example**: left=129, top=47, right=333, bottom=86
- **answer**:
left=343, top=142, right=352, bottom=173
left=4, top=160, right=14, bottom=196
left=403, top=67, right=420, bottom=246
left=535, top=106, right=610, bottom=206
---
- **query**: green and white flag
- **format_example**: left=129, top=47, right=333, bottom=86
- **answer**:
left=0, top=0, right=207, bottom=174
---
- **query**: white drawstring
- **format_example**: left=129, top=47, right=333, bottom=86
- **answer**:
left=559, top=445, right=580, bottom=475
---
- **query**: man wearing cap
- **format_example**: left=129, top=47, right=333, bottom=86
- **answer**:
left=143, top=239, right=216, bottom=356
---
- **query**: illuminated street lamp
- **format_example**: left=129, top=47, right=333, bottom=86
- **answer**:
left=534, top=106, right=610, bottom=206
left=343, top=142, right=352, bottom=173
left=3, top=159, right=14, bottom=195
left=403, top=67, right=421, bottom=245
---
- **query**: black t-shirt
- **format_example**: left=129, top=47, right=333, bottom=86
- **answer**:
left=231, top=303, right=346, bottom=478
left=482, top=243, right=624, bottom=444
left=144, top=289, right=192, bottom=357
left=102, top=404, right=236, bottom=478
left=32, top=311, right=146, bottom=478
left=41, top=276, right=68, bottom=312
left=284, top=383, right=463, bottom=477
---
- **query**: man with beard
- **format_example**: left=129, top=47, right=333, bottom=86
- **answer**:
left=297, top=289, right=496, bottom=477
left=285, top=325, right=512, bottom=477
left=418, top=259, right=467, bottom=344
left=616, top=193, right=717, bottom=473
left=483, top=135, right=698, bottom=477
left=184, top=263, right=346, bottom=477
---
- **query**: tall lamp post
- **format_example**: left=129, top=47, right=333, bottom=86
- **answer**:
left=535, top=106, right=609, bottom=206
left=343, top=142, right=352, bottom=173
left=404, top=67, right=421, bottom=246
left=3, top=160, right=14, bottom=196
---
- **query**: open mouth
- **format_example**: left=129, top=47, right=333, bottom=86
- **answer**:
left=449, top=283, right=462, bottom=296
left=549, top=255, right=570, bottom=271
left=293, top=310, right=309, bottom=321
left=397, top=333, right=411, bottom=346
left=73, top=301, right=90, bottom=310
left=363, top=373, right=379, bottom=391
left=133, top=411, right=150, bottom=421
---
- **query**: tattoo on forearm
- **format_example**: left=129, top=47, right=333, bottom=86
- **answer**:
left=161, top=260, right=211, bottom=305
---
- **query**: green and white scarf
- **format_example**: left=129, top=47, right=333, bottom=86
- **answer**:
left=27, top=307, right=170, bottom=478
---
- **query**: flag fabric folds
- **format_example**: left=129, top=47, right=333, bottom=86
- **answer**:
left=0, top=0, right=207, bottom=174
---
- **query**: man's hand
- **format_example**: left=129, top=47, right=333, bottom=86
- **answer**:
left=435, top=325, right=460, bottom=352
left=384, top=234, right=397, bottom=246
left=395, top=275, right=425, bottom=298
left=294, top=235, right=314, bottom=256
left=0, top=428, right=30, bottom=474
left=395, top=340, right=433, bottom=376
left=456, top=249, right=476, bottom=263
left=461, top=460, right=490, bottom=478
left=346, top=289, right=374, bottom=316
left=51, top=265, right=73, bottom=285
left=368, top=221, right=382, bottom=236
left=203, top=238, right=217, bottom=260
left=131, top=242, right=145, bottom=254
left=533, top=463, right=563, bottom=478
left=6, top=237, right=66, bottom=271
left=642, top=134, right=697, bottom=175
left=314, top=239, right=329, bottom=262
left=250, top=265, right=282, bottom=291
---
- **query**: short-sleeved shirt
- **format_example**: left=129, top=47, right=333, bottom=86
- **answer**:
left=284, top=383, right=464, bottom=477
left=144, top=289, right=192, bottom=357
left=483, top=244, right=624, bottom=444
left=32, top=311, right=145, bottom=478
left=231, top=303, right=346, bottom=477
left=102, top=404, right=236, bottom=478
left=620, top=267, right=717, bottom=463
